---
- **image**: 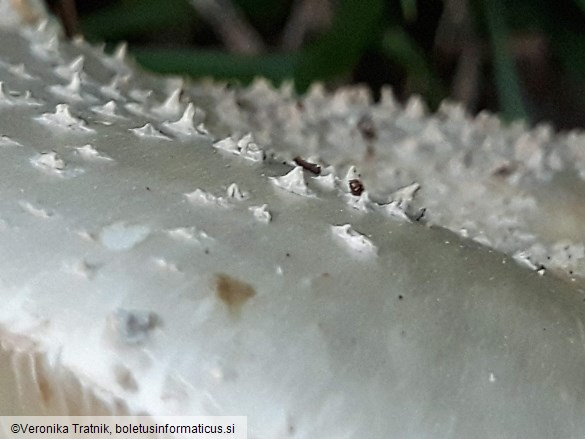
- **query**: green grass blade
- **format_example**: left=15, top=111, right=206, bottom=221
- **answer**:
left=572, top=0, right=585, bottom=15
left=482, top=0, right=529, bottom=122
left=382, top=26, right=445, bottom=108
left=131, top=47, right=299, bottom=84
left=294, top=0, right=386, bottom=91
left=81, top=0, right=196, bottom=41
left=400, top=0, right=418, bottom=22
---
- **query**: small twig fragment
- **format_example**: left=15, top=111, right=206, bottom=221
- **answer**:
left=281, top=0, right=333, bottom=50
left=293, top=156, right=321, bottom=175
left=189, top=0, right=265, bottom=54
left=492, top=162, right=517, bottom=177
left=349, top=179, right=364, bottom=196
left=47, top=0, right=80, bottom=37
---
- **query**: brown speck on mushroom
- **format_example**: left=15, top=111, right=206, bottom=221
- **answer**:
left=215, top=273, right=256, bottom=315
left=492, top=162, right=517, bottom=177
left=235, top=97, right=254, bottom=112
left=349, top=179, right=364, bottom=196
left=293, top=156, right=321, bottom=175
left=357, top=114, right=376, bottom=141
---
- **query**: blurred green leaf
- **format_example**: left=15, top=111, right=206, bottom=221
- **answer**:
left=81, top=0, right=196, bottom=41
left=233, top=0, right=292, bottom=31
left=503, top=0, right=546, bottom=31
left=381, top=26, right=444, bottom=108
left=535, top=0, right=585, bottom=79
left=548, top=27, right=585, bottom=78
left=294, top=0, right=386, bottom=91
left=132, top=47, right=299, bottom=84
left=77, top=0, right=584, bottom=127
left=400, top=0, right=417, bottom=22
left=482, top=0, right=529, bottom=122
left=573, top=0, right=585, bottom=15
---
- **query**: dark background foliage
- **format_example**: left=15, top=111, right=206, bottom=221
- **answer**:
left=47, top=0, right=585, bottom=129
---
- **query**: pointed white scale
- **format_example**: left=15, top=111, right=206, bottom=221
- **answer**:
left=184, top=188, right=229, bottom=208
left=164, top=76, right=184, bottom=93
left=72, top=35, right=86, bottom=47
left=236, top=133, right=265, bottom=162
left=130, top=123, right=171, bottom=140
left=0, top=135, right=22, bottom=147
left=100, top=74, right=128, bottom=100
left=30, top=151, right=85, bottom=178
left=270, top=166, right=315, bottom=198
left=34, top=19, right=49, bottom=34
left=74, top=144, right=113, bottom=161
left=31, top=35, right=60, bottom=60
left=382, top=201, right=412, bottom=222
left=18, top=201, right=53, bottom=219
left=101, top=42, right=131, bottom=74
left=31, top=151, right=66, bottom=173
left=63, top=71, right=81, bottom=92
left=213, top=136, right=240, bottom=154
left=91, top=101, right=125, bottom=123
left=113, top=42, right=128, bottom=61
left=55, top=55, right=84, bottom=79
left=312, top=172, right=337, bottom=190
left=344, top=190, right=375, bottom=213
left=248, top=204, right=271, bottom=223
left=128, top=88, right=152, bottom=103
left=21, top=19, right=52, bottom=42
left=226, top=183, right=247, bottom=201
left=372, top=182, right=421, bottom=222
left=7, top=63, right=36, bottom=81
left=161, top=103, right=206, bottom=137
left=19, top=90, right=41, bottom=106
left=35, top=104, right=95, bottom=133
left=91, top=100, right=118, bottom=117
left=151, top=87, right=182, bottom=118
left=49, top=71, right=85, bottom=102
left=388, top=182, right=420, bottom=211
left=331, top=224, right=377, bottom=256
left=404, top=95, right=427, bottom=119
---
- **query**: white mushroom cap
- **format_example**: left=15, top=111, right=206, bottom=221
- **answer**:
left=0, top=4, right=584, bottom=438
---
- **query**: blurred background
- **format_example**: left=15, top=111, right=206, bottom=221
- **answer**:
left=46, top=0, right=585, bottom=129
